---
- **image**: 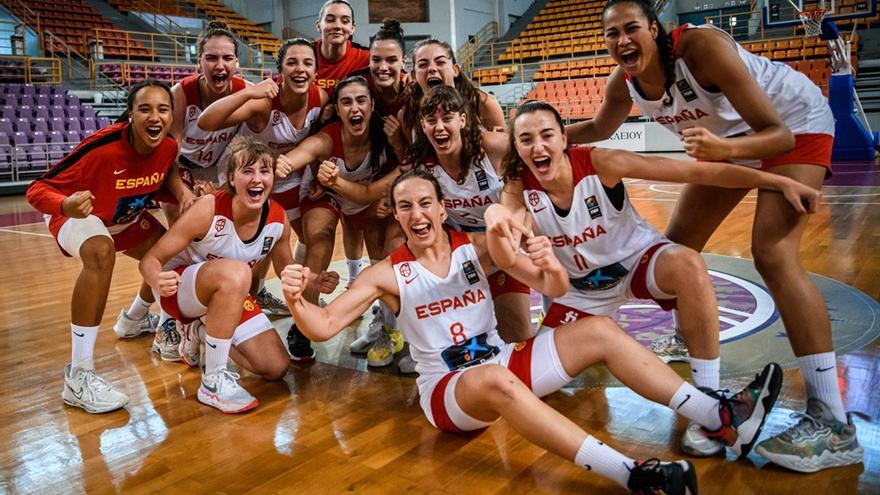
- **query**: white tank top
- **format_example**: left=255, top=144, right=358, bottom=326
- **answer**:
left=166, top=190, right=286, bottom=270
left=522, top=146, right=663, bottom=306
left=241, top=83, right=323, bottom=194
left=391, top=229, right=504, bottom=389
left=625, top=23, right=834, bottom=168
left=427, top=154, right=502, bottom=231
left=178, top=75, right=246, bottom=169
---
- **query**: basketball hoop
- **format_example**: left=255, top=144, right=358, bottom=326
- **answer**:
left=799, top=8, right=828, bottom=38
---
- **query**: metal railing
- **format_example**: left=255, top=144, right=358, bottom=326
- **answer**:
left=457, top=21, right=498, bottom=75
left=0, top=55, right=62, bottom=84
left=112, top=0, right=196, bottom=21
left=90, top=60, right=275, bottom=88
left=0, top=141, right=82, bottom=183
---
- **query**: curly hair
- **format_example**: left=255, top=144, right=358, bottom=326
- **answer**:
left=402, top=39, right=485, bottom=133
left=500, top=100, right=566, bottom=183
left=603, top=0, right=676, bottom=106
left=407, top=86, right=484, bottom=183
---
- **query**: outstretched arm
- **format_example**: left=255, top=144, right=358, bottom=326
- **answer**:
left=592, top=148, right=821, bottom=213
left=270, top=223, right=340, bottom=295
left=276, top=133, right=333, bottom=179
left=197, top=78, right=277, bottom=131
left=281, top=260, right=398, bottom=342
left=565, top=68, right=633, bottom=144
left=317, top=161, right=402, bottom=204
left=478, top=213, right=568, bottom=298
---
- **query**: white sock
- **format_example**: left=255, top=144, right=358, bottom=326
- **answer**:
left=346, top=258, right=363, bottom=285
left=688, top=356, right=720, bottom=390
left=71, top=324, right=99, bottom=366
left=797, top=352, right=847, bottom=422
left=574, top=435, right=635, bottom=488
left=293, top=240, right=307, bottom=264
left=126, top=293, right=152, bottom=321
left=671, top=309, right=681, bottom=336
left=204, top=334, right=232, bottom=374
left=668, top=382, right=722, bottom=431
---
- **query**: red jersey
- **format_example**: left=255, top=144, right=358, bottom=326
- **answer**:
left=315, top=39, right=370, bottom=95
left=27, top=122, right=179, bottom=236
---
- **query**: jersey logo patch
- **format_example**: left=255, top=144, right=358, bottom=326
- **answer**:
left=462, top=260, right=480, bottom=285
left=112, top=193, right=152, bottom=224
left=441, top=333, right=500, bottom=371
left=474, top=168, right=490, bottom=191
left=585, top=195, right=602, bottom=219
left=676, top=79, right=698, bottom=102
left=261, top=237, right=274, bottom=255
left=214, top=218, right=226, bottom=233
left=528, top=191, right=540, bottom=207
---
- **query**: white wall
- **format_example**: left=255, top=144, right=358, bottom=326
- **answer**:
left=224, top=0, right=284, bottom=37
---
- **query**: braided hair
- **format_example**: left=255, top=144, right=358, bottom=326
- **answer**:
left=603, top=0, right=676, bottom=106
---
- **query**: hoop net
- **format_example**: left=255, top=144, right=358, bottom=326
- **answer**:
left=799, top=8, right=828, bottom=37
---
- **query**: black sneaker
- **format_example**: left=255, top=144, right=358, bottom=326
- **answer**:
left=627, top=459, right=697, bottom=495
left=287, top=324, right=316, bottom=363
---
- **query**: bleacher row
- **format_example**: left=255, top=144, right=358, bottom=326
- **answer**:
left=98, top=63, right=198, bottom=86
left=0, top=84, right=111, bottom=178
left=108, top=0, right=196, bottom=18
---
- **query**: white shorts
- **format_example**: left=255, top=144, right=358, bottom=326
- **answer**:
left=158, top=262, right=273, bottom=345
left=543, top=241, right=677, bottom=327
left=418, top=328, right=573, bottom=432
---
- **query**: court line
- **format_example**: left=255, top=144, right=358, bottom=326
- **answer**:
left=629, top=197, right=880, bottom=205
left=0, top=227, right=52, bottom=238
left=647, top=184, right=880, bottom=197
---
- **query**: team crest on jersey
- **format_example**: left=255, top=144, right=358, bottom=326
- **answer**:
left=272, top=111, right=281, bottom=125
left=188, top=106, right=198, bottom=120
left=261, top=237, right=273, bottom=255
left=244, top=299, right=255, bottom=311
left=399, top=262, right=412, bottom=278
left=676, top=79, right=698, bottom=102
left=140, top=218, right=150, bottom=230
left=214, top=218, right=226, bottom=233
left=585, top=195, right=602, bottom=219
left=474, top=168, right=490, bottom=191
left=462, top=260, right=480, bottom=285
left=513, top=341, right=527, bottom=352
left=528, top=191, right=540, bottom=208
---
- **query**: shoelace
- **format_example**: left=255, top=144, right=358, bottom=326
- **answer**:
left=82, top=369, right=115, bottom=393
left=777, top=412, right=827, bottom=442
left=163, top=322, right=181, bottom=345
left=214, top=368, right=242, bottom=392
left=626, top=458, right=665, bottom=490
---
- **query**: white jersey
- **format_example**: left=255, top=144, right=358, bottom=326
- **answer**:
left=312, top=122, right=388, bottom=215
left=166, top=190, right=286, bottom=270
left=178, top=74, right=246, bottom=169
left=428, top=155, right=502, bottom=231
left=625, top=23, right=834, bottom=168
left=522, top=146, right=664, bottom=308
left=390, top=229, right=504, bottom=392
left=241, top=83, right=323, bottom=194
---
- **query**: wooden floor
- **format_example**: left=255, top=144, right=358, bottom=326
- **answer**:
left=1, top=164, right=878, bottom=494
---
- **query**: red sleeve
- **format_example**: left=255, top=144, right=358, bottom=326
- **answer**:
left=26, top=179, right=67, bottom=216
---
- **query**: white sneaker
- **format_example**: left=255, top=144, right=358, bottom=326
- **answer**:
left=178, top=319, right=205, bottom=367
left=255, top=287, right=291, bottom=316
left=398, top=354, right=417, bottom=374
left=681, top=421, right=725, bottom=457
left=113, top=309, right=159, bottom=338
left=62, top=359, right=129, bottom=413
left=650, top=334, right=689, bottom=363
left=197, top=367, right=259, bottom=413
left=151, top=318, right=182, bottom=361
left=350, top=307, right=383, bottom=353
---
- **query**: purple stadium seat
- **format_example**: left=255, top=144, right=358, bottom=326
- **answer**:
left=50, top=105, right=65, bottom=119
left=49, top=117, right=66, bottom=133
left=80, top=106, right=96, bottom=119
left=14, top=118, right=31, bottom=133
left=35, top=85, right=51, bottom=95
left=47, top=130, right=64, bottom=143
left=2, top=95, right=16, bottom=106
left=1, top=106, right=13, bottom=119
left=35, top=94, right=50, bottom=107
left=81, top=129, right=95, bottom=139
left=81, top=117, right=96, bottom=132
left=65, top=94, right=80, bottom=106
left=19, top=95, right=34, bottom=107
left=64, top=130, right=80, bottom=144
left=0, top=134, right=11, bottom=172
left=33, top=119, right=49, bottom=134
left=50, top=94, right=65, bottom=105
left=0, top=117, right=13, bottom=135
left=30, top=131, right=50, bottom=170
left=11, top=132, right=30, bottom=170
left=64, top=105, right=81, bottom=119
left=34, top=105, right=49, bottom=120
left=49, top=84, right=64, bottom=95
left=21, top=84, right=36, bottom=96
left=18, top=105, right=33, bottom=119
left=5, top=85, right=21, bottom=96
left=47, top=134, right=65, bottom=161
left=96, top=116, right=111, bottom=129
left=65, top=118, right=82, bottom=132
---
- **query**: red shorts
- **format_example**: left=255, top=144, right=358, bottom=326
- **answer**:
left=300, top=195, right=371, bottom=230
left=51, top=211, right=162, bottom=257
left=762, top=133, right=833, bottom=173
left=488, top=270, right=530, bottom=298
left=271, top=185, right=301, bottom=218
